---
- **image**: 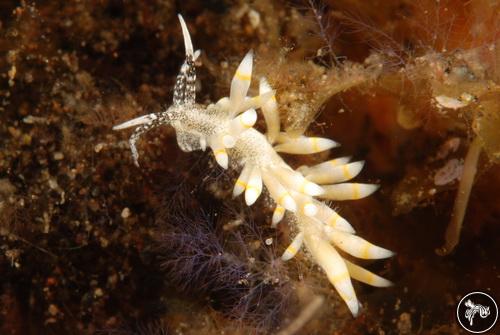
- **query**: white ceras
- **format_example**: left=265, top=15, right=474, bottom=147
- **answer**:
left=113, top=14, right=394, bottom=317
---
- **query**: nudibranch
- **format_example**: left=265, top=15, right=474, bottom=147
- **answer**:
left=113, top=14, right=394, bottom=316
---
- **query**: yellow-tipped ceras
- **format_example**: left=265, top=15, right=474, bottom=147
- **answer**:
left=113, top=14, right=394, bottom=317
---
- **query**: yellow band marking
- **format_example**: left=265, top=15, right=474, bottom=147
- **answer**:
left=274, top=206, right=285, bottom=214
left=353, top=183, right=360, bottom=199
left=299, top=180, right=307, bottom=193
left=361, top=242, right=371, bottom=259
left=214, top=149, right=226, bottom=156
left=235, top=180, right=247, bottom=188
left=330, top=159, right=340, bottom=167
left=285, top=245, right=297, bottom=255
left=245, top=185, right=261, bottom=193
left=328, top=272, right=350, bottom=284
left=235, top=70, right=251, bottom=81
left=311, top=137, right=319, bottom=152
left=328, top=212, right=339, bottom=227
left=277, top=192, right=290, bottom=206
left=367, top=272, right=376, bottom=285
left=343, top=165, right=352, bottom=180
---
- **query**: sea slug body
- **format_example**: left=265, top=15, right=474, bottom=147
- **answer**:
left=113, top=14, right=394, bottom=316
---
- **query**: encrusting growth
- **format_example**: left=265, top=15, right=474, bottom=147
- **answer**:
left=113, top=14, right=394, bottom=317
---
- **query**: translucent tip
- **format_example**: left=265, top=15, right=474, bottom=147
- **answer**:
left=239, top=50, right=254, bottom=75
left=304, top=182, right=324, bottom=196
left=178, top=14, right=193, bottom=56
left=303, top=203, right=318, bottom=217
left=241, top=109, right=257, bottom=127
left=215, top=151, right=228, bottom=169
left=245, top=188, right=259, bottom=206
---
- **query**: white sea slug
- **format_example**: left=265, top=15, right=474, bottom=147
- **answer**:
left=113, top=15, right=394, bottom=316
